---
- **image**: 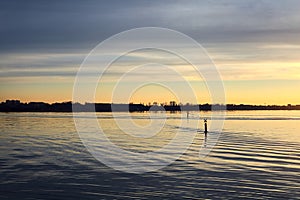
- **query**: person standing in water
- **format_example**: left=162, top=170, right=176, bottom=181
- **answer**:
left=204, top=119, right=208, bottom=137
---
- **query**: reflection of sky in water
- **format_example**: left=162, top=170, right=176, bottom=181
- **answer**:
left=0, top=111, right=299, bottom=199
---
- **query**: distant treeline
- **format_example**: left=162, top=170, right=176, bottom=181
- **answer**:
left=1, top=100, right=300, bottom=112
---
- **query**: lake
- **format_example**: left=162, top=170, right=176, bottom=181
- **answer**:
left=0, top=111, right=299, bottom=199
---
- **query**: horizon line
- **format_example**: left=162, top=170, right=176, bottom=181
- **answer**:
left=2, top=99, right=299, bottom=107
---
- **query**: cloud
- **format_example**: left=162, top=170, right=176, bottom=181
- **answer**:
left=1, top=0, right=300, bottom=83
left=1, top=0, right=300, bottom=53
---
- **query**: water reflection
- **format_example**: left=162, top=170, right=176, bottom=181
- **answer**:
left=0, top=111, right=299, bottom=199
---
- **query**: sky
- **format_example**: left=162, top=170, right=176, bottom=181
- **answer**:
left=1, top=0, right=300, bottom=105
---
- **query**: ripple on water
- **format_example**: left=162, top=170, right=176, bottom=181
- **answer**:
left=0, top=112, right=300, bottom=199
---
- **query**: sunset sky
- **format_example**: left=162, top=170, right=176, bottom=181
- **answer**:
left=1, top=0, right=300, bottom=105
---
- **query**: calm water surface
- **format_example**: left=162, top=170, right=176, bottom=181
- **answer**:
left=0, top=111, right=300, bottom=199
